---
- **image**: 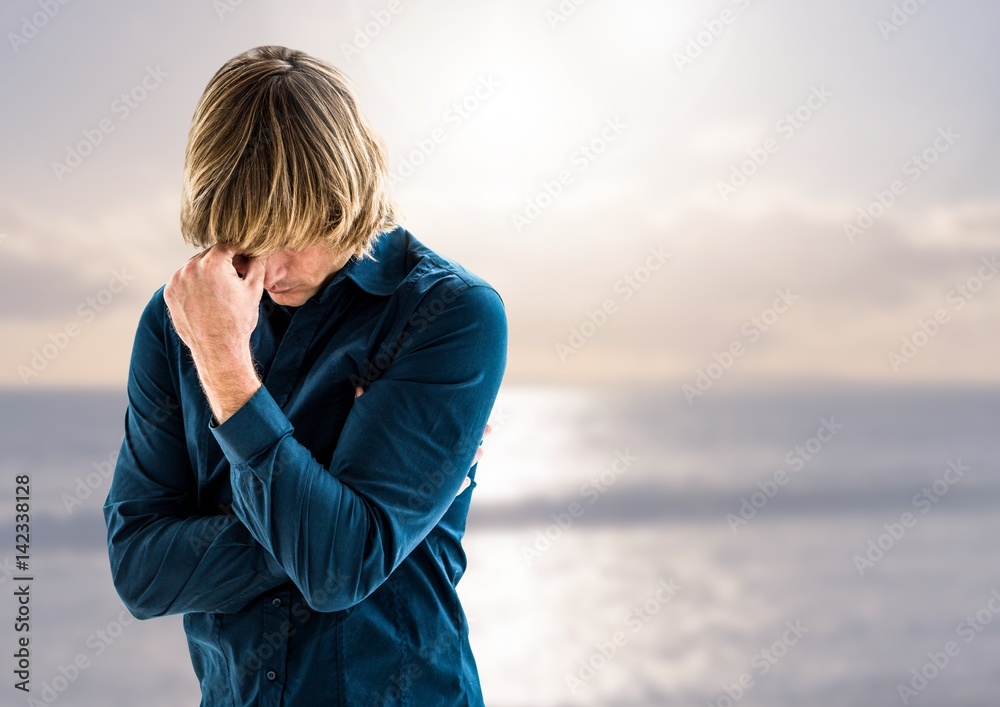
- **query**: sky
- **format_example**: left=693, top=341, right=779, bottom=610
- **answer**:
left=1, top=0, right=999, bottom=390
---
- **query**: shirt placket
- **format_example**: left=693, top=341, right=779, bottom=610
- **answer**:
left=261, top=302, right=321, bottom=408
left=251, top=290, right=344, bottom=704
left=258, top=585, right=291, bottom=703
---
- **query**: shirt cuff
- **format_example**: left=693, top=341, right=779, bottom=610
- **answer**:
left=208, top=384, right=293, bottom=467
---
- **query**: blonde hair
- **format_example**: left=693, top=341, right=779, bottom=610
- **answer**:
left=180, top=45, right=396, bottom=260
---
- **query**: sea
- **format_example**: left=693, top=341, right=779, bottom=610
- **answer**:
left=0, top=384, right=998, bottom=707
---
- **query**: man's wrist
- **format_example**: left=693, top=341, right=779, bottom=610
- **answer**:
left=194, top=348, right=262, bottom=424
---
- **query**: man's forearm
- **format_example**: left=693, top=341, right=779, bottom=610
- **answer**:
left=194, top=348, right=262, bottom=425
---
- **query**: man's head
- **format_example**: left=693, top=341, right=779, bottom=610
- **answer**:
left=180, top=45, right=395, bottom=306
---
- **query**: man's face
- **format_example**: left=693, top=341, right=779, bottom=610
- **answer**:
left=233, top=240, right=352, bottom=307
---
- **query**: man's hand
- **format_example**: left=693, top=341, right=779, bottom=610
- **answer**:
left=163, top=244, right=265, bottom=424
left=354, top=386, right=492, bottom=495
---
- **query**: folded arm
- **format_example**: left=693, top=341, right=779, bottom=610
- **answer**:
left=103, top=288, right=289, bottom=620
left=212, top=281, right=507, bottom=612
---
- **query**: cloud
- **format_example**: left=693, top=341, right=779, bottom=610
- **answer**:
left=0, top=199, right=148, bottom=319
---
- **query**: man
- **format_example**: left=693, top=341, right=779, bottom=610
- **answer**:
left=102, top=45, right=507, bottom=706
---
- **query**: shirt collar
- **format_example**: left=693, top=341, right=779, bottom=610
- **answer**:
left=314, top=226, right=408, bottom=302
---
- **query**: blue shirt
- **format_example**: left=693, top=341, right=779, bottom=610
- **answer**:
left=102, top=226, right=507, bottom=706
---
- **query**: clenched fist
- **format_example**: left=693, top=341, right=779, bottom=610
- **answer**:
left=163, top=244, right=265, bottom=423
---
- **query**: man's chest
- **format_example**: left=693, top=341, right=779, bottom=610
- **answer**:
left=176, top=289, right=398, bottom=511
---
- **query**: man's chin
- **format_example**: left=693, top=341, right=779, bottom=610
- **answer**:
left=267, top=289, right=310, bottom=307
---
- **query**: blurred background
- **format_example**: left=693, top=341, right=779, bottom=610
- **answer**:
left=1, top=0, right=999, bottom=705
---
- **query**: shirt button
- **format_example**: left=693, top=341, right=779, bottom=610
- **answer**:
left=271, top=597, right=282, bottom=607
left=266, top=670, right=277, bottom=681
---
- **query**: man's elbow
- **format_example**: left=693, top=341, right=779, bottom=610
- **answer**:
left=120, top=600, right=163, bottom=621
left=111, top=578, right=169, bottom=621
left=106, top=541, right=172, bottom=620
left=299, top=583, right=373, bottom=614
left=298, top=565, right=388, bottom=614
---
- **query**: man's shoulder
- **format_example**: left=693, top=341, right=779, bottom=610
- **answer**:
left=361, top=226, right=503, bottom=305
left=366, top=228, right=507, bottom=348
left=406, top=230, right=494, bottom=287
left=351, top=228, right=508, bottom=386
left=134, top=284, right=170, bottom=338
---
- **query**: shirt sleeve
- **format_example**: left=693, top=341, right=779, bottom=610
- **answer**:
left=211, top=280, right=508, bottom=613
left=103, top=287, right=290, bottom=620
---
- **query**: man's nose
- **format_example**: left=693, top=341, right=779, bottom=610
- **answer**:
left=262, top=261, right=283, bottom=289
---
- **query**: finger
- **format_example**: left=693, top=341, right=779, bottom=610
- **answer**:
left=458, top=477, right=472, bottom=495
left=193, top=244, right=228, bottom=273
left=354, top=386, right=364, bottom=399
left=473, top=446, right=483, bottom=464
left=209, top=243, right=241, bottom=263
left=243, top=254, right=266, bottom=285
left=482, top=423, right=493, bottom=440
left=202, top=244, right=228, bottom=262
